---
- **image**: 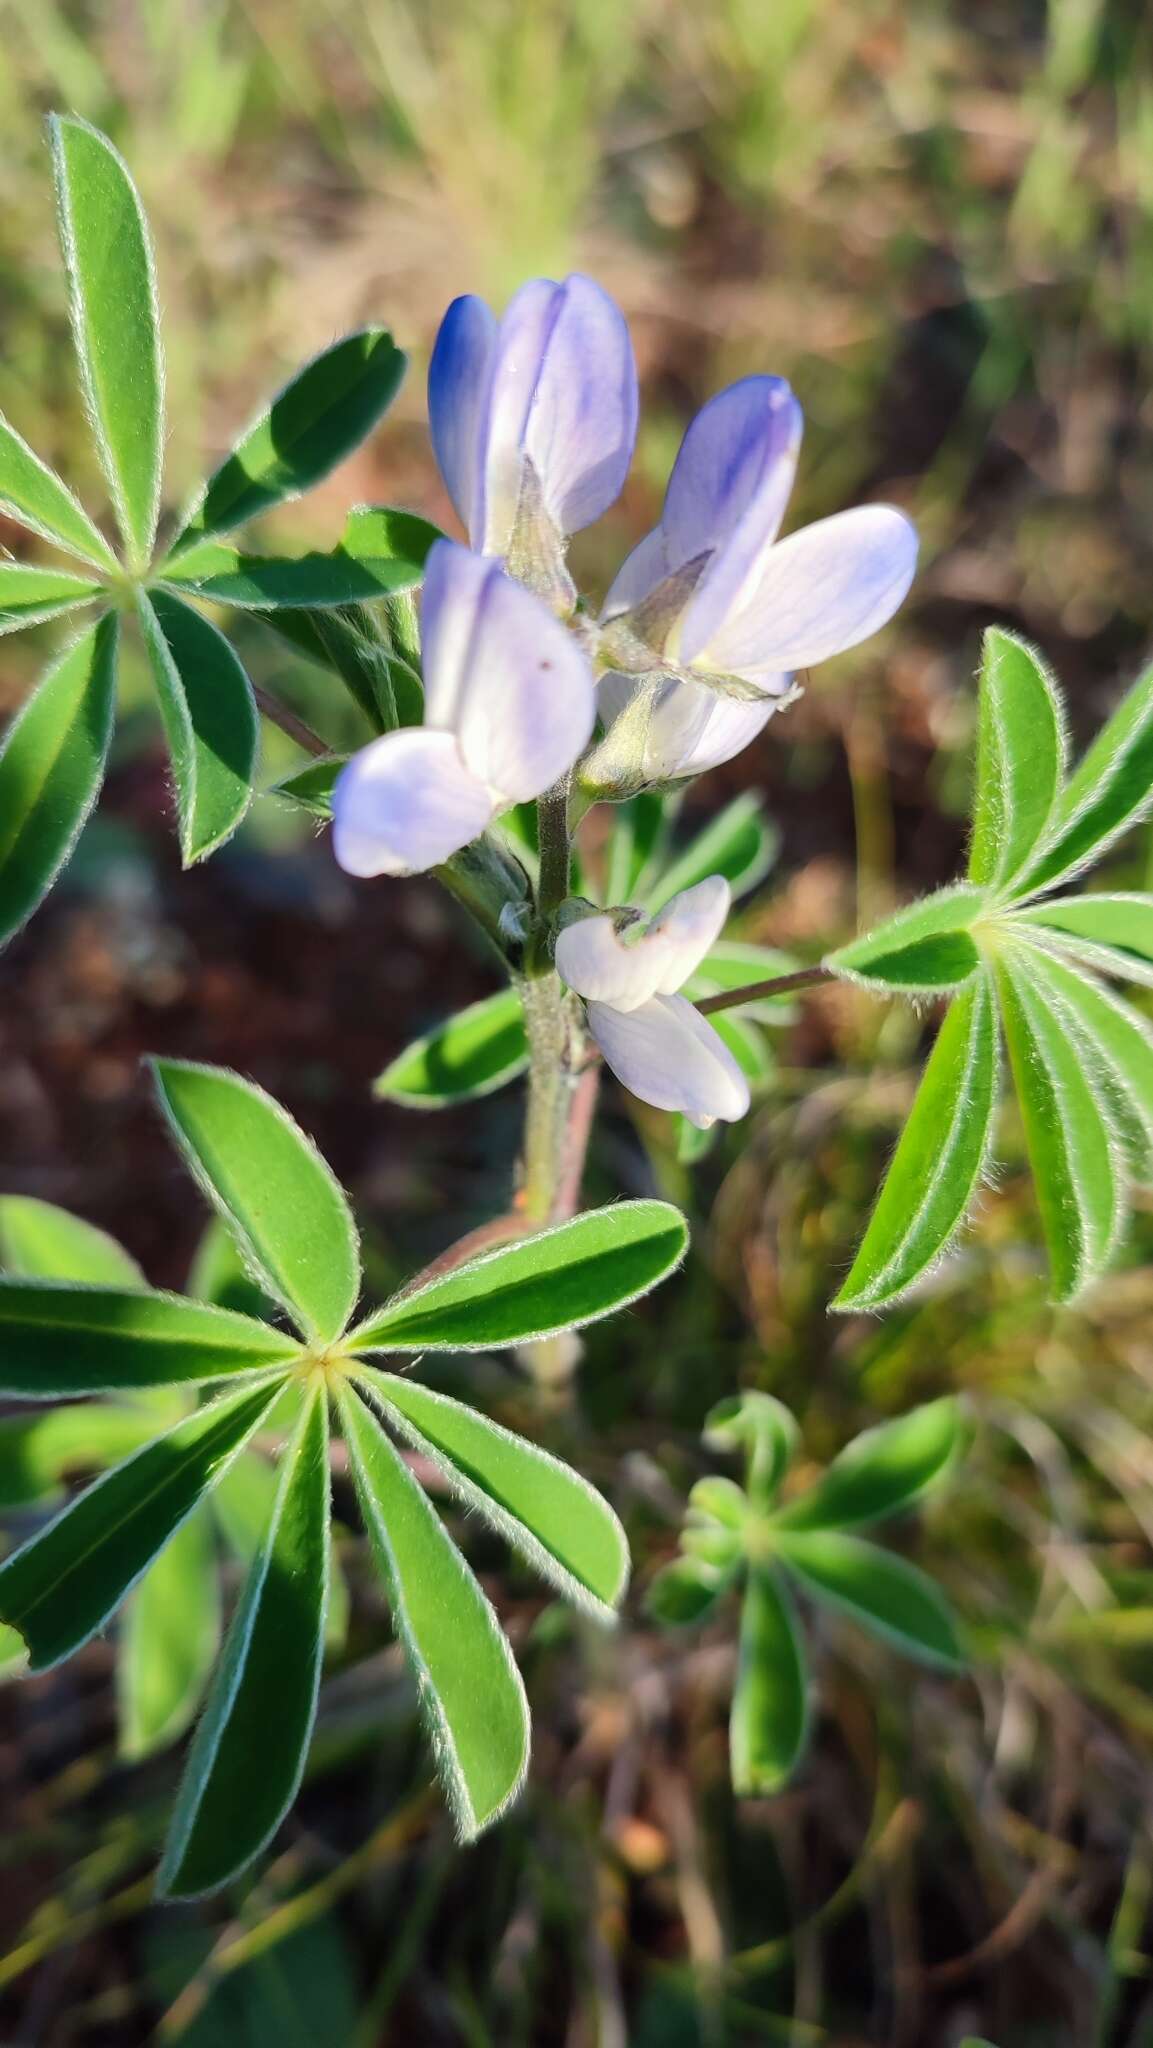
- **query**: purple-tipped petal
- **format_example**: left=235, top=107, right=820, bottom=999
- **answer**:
left=421, top=538, right=595, bottom=804
left=697, top=503, right=918, bottom=675
left=586, top=992, right=750, bottom=1126
left=428, top=295, right=498, bottom=545
left=332, top=729, right=495, bottom=877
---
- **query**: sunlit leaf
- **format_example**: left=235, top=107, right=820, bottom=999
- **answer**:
left=137, top=590, right=258, bottom=863
left=0, top=562, right=102, bottom=634
left=338, top=1382, right=529, bottom=1842
left=119, top=1504, right=220, bottom=1760
left=833, top=974, right=999, bottom=1310
left=1014, top=659, right=1153, bottom=896
left=773, top=1399, right=965, bottom=1532
left=0, top=1195, right=144, bottom=1287
left=824, top=884, right=985, bottom=992
left=160, top=538, right=430, bottom=610
left=349, top=1201, right=687, bottom=1354
left=967, top=627, right=1064, bottom=891
left=730, top=1564, right=809, bottom=1795
left=1012, top=945, right=1153, bottom=1179
left=158, top=1386, right=330, bottom=1896
left=777, top=1531, right=963, bottom=1668
left=49, top=116, right=164, bottom=567
left=0, top=411, right=117, bottom=570
left=0, top=615, right=118, bottom=949
left=151, top=1060, right=360, bottom=1345
left=0, top=1282, right=297, bottom=1397
left=1010, top=893, right=1153, bottom=990
left=374, top=990, right=529, bottom=1108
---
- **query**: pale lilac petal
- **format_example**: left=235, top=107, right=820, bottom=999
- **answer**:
left=478, top=275, right=638, bottom=552
left=601, top=526, right=670, bottom=619
left=597, top=669, right=786, bottom=780
left=697, top=504, right=918, bottom=675
left=587, top=993, right=751, bottom=1126
left=332, top=729, right=494, bottom=877
left=647, top=877, right=732, bottom=990
left=420, top=538, right=595, bottom=803
left=427, top=295, right=498, bottom=544
left=556, top=914, right=663, bottom=1010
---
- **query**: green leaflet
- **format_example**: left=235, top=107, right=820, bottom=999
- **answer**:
left=271, top=756, right=349, bottom=824
left=604, top=790, right=668, bottom=905
left=0, top=1195, right=144, bottom=1287
left=267, top=607, right=421, bottom=733
left=0, top=1282, right=297, bottom=1397
left=773, top=1399, right=965, bottom=1531
left=647, top=1555, right=729, bottom=1627
left=159, top=1387, right=330, bottom=1897
left=118, top=1503, right=221, bottom=1761
left=338, top=1383, right=529, bottom=1841
left=1014, top=946, right=1153, bottom=1177
left=646, top=791, right=778, bottom=911
left=996, top=947, right=1123, bottom=1300
left=730, top=1565, right=810, bottom=1796
left=1010, top=894, right=1153, bottom=989
left=0, top=1380, right=280, bottom=1671
left=349, top=1201, right=687, bottom=1354
left=1015, top=659, right=1153, bottom=896
left=189, top=1214, right=277, bottom=1321
left=137, top=591, right=258, bottom=863
left=0, top=411, right=117, bottom=569
left=49, top=116, right=164, bottom=569
left=834, top=975, right=999, bottom=1310
left=967, top=627, right=1064, bottom=891
left=777, top=1531, right=963, bottom=1668
left=168, top=332, right=407, bottom=552
left=823, top=884, right=986, bottom=992
left=704, top=1392, right=798, bottom=1508
left=374, top=989, right=529, bottom=1108
left=160, top=539, right=430, bottom=610
left=0, top=1406, right=161, bottom=1510
left=0, top=562, right=103, bottom=634
left=151, top=1060, right=360, bottom=1345
left=340, top=506, right=443, bottom=579
left=361, top=1372, right=628, bottom=1617
left=0, top=615, right=118, bottom=950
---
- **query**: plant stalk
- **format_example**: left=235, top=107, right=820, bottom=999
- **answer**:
left=696, top=964, right=832, bottom=1014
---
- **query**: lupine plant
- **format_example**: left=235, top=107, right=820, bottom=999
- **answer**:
left=3, top=117, right=1153, bottom=1899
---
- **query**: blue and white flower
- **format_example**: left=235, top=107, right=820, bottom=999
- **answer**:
left=555, top=876, right=749, bottom=1128
left=596, top=375, right=918, bottom=782
left=331, top=539, right=595, bottom=877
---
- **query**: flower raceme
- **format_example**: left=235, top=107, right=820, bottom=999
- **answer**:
left=555, top=877, right=750, bottom=1129
left=593, top=375, right=919, bottom=784
left=428, top=273, right=638, bottom=589
left=331, top=539, right=595, bottom=876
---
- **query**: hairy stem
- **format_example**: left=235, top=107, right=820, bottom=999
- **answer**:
left=696, top=964, right=832, bottom=1014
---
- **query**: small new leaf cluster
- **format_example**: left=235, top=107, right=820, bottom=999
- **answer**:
left=0, top=115, right=437, bottom=950
left=0, top=1059, right=688, bottom=1896
left=825, top=628, right=1153, bottom=1307
left=649, top=1393, right=966, bottom=1795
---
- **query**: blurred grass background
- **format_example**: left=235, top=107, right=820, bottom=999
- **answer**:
left=3, top=1, right=1153, bottom=2042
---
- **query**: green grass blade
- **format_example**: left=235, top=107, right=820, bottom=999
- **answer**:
left=1015, top=660, right=1153, bottom=896
left=646, top=791, right=778, bottom=911
left=158, top=1385, right=330, bottom=1897
left=824, top=883, right=986, bottom=992
left=996, top=948, right=1123, bottom=1301
left=773, top=1399, right=966, bottom=1532
left=1009, top=894, right=1153, bottom=989
left=137, top=590, right=258, bottom=864
left=730, top=1564, right=810, bottom=1796
left=833, top=974, right=999, bottom=1310
left=150, top=1060, right=360, bottom=1345
left=777, top=1531, right=963, bottom=1668
left=118, top=1502, right=221, bottom=1761
left=349, top=1201, right=688, bottom=1354
left=374, top=990, right=529, bottom=1108
left=49, top=116, right=164, bottom=569
left=0, top=562, right=103, bottom=634
left=169, top=332, right=407, bottom=553
left=0, top=614, right=118, bottom=949
left=0, top=1195, right=144, bottom=1287
left=338, top=1382, right=528, bottom=1841
left=359, top=1371, right=629, bottom=1617
left=0, top=410, right=118, bottom=569
left=967, top=627, right=1064, bottom=890
left=0, top=1281, right=298, bottom=1396
left=0, top=1380, right=280, bottom=1670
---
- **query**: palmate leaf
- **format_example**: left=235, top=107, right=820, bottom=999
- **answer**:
left=967, top=627, right=1064, bottom=891
left=1012, top=659, right=1153, bottom=897
left=0, top=1379, right=281, bottom=1671
left=824, top=884, right=986, bottom=993
left=730, top=1564, right=810, bottom=1796
left=1010, top=893, right=1153, bottom=989
left=49, top=115, right=164, bottom=569
left=358, top=1371, right=628, bottom=1618
left=773, top=1399, right=965, bottom=1532
left=996, top=946, right=1123, bottom=1301
left=646, top=790, right=778, bottom=911
left=338, top=1382, right=529, bottom=1842
left=167, top=332, right=407, bottom=554
left=834, top=974, right=999, bottom=1311
left=0, top=615, right=118, bottom=950
left=0, top=562, right=103, bottom=634
left=159, top=1385, right=330, bottom=1897
left=137, top=591, right=258, bottom=863
left=151, top=1060, right=360, bottom=1346
left=0, top=412, right=117, bottom=570
left=349, top=1201, right=688, bottom=1354
left=777, top=1531, right=963, bottom=1669
left=0, top=1282, right=297, bottom=1397
left=118, top=1504, right=220, bottom=1762
left=375, top=989, right=529, bottom=1108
